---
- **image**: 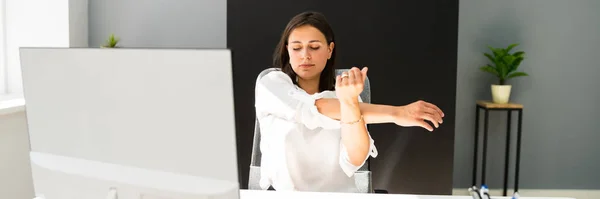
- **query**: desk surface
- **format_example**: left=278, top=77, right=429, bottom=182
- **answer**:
left=239, top=190, right=575, bottom=199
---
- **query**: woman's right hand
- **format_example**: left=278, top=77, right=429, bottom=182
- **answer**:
left=392, top=100, right=445, bottom=132
left=335, top=67, right=368, bottom=103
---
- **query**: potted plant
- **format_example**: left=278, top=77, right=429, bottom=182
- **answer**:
left=101, top=33, right=120, bottom=48
left=480, top=43, right=528, bottom=104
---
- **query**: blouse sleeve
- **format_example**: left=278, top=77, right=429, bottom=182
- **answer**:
left=338, top=97, right=379, bottom=177
left=254, top=70, right=341, bottom=130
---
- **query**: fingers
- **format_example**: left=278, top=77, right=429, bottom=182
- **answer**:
left=341, top=71, right=349, bottom=85
left=352, top=68, right=361, bottom=85
left=416, top=119, right=434, bottom=132
left=340, top=66, right=368, bottom=83
left=422, top=106, right=443, bottom=124
left=413, top=100, right=445, bottom=132
left=350, top=67, right=366, bottom=85
left=417, top=100, right=444, bottom=119
left=425, top=102, right=445, bottom=118
left=419, top=112, right=440, bottom=128
left=338, top=67, right=367, bottom=91
left=361, top=67, right=368, bottom=82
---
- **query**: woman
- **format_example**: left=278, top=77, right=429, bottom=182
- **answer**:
left=254, top=11, right=445, bottom=192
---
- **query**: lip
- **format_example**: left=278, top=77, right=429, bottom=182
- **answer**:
left=299, top=64, right=314, bottom=68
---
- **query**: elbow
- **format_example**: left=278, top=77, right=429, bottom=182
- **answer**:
left=341, top=130, right=371, bottom=167
left=349, top=158, right=364, bottom=167
left=347, top=147, right=370, bottom=167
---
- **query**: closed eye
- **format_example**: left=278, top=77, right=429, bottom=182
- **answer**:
left=292, top=46, right=320, bottom=51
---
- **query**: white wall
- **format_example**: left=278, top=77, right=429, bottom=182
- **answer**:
left=0, top=111, right=34, bottom=199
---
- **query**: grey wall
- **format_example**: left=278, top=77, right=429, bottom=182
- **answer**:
left=88, top=0, right=226, bottom=48
left=455, top=0, right=600, bottom=189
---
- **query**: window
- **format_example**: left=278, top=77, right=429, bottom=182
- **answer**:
left=0, top=0, right=81, bottom=99
left=0, top=0, right=25, bottom=97
left=0, top=0, right=6, bottom=95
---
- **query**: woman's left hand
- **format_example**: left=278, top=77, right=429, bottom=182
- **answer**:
left=335, top=67, right=368, bottom=102
left=392, top=100, right=445, bottom=132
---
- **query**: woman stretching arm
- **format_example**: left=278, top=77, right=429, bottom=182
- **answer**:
left=255, top=11, right=445, bottom=192
left=336, top=67, right=372, bottom=166
left=315, top=96, right=445, bottom=131
left=332, top=67, right=444, bottom=166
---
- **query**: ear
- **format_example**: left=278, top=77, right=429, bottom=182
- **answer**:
left=328, top=42, right=335, bottom=59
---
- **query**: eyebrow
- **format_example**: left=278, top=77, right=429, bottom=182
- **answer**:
left=290, top=40, right=322, bottom=44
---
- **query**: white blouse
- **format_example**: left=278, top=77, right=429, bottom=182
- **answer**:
left=254, top=70, right=378, bottom=192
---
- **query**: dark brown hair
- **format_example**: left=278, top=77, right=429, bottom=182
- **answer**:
left=272, top=11, right=337, bottom=92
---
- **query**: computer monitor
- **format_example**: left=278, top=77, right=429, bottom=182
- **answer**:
left=19, top=48, right=239, bottom=199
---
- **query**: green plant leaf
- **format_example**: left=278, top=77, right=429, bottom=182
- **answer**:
left=507, top=72, right=529, bottom=79
left=513, top=51, right=525, bottom=58
left=484, top=53, right=495, bottom=63
left=511, top=57, right=523, bottom=71
left=497, top=62, right=509, bottom=78
left=503, top=55, right=515, bottom=66
left=487, top=46, right=495, bottom=55
left=503, top=55, right=515, bottom=73
left=487, top=46, right=500, bottom=57
left=505, top=43, right=519, bottom=53
left=480, top=65, right=500, bottom=77
left=103, top=33, right=120, bottom=48
left=494, top=49, right=505, bottom=59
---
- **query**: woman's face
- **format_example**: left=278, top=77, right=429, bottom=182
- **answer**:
left=287, top=25, right=334, bottom=81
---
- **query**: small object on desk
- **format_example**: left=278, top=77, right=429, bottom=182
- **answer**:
left=512, top=192, right=520, bottom=199
left=468, top=186, right=481, bottom=199
left=480, top=185, right=491, bottom=199
left=106, top=187, right=118, bottom=199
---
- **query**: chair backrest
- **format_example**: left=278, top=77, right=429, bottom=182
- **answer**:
left=248, top=68, right=373, bottom=192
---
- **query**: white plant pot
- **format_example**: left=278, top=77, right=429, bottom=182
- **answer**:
left=491, top=84, right=512, bottom=104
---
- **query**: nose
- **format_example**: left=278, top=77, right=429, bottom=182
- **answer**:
left=301, top=49, right=311, bottom=60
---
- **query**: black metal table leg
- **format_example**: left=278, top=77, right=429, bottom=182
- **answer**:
left=515, top=110, right=523, bottom=193
left=472, top=101, right=524, bottom=196
left=472, top=106, right=480, bottom=186
left=481, top=109, right=489, bottom=185
left=503, top=111, right=512, bottom=196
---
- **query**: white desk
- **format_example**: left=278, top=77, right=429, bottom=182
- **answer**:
left=239, top=190, right=576, bottom=199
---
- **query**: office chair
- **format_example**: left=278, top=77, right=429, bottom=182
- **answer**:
left=249, top=68, right=387, bottom=193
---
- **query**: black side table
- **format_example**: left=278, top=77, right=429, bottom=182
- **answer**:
left=472, top=100, right=523, bottom=196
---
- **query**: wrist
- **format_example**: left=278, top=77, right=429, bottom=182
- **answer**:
left=389, top=106, right=404, bottom=122
left=339, top=97, right=359, bottom=107
left=339, top=97, right=361, bottom=123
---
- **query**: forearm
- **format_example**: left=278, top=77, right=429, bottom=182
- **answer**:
left=315, top=98, right=396, bottom=124
left=339, top=98, right=370, bottom=166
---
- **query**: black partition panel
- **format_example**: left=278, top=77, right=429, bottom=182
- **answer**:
left=228, top=0, right=458, bottom=194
